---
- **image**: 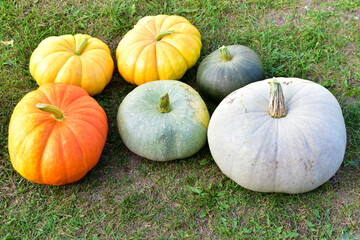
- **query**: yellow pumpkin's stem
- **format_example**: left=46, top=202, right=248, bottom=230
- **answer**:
left=269, top=78, right=287, bottom=118
left=74, top=38, right=89, bottom=55
left=36, top=103, right=65, bottom=121
left=157, top=93, right=171, bottom=113
left=219, top=46, right=232, bottom=62
left=154, top=30, right=174, bottom=41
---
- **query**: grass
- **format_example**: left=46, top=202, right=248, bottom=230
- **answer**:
left=0, top=0, right=359, bottom=239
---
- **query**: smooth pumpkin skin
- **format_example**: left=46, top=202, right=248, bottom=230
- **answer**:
left=208, top=77, right=346, bottom=194
left=196, top=45, right=264, bottom=102
left=8, top=83, right=108, bottom=185
left=116, top=15, right=202, bottom=85
left=117, top=80, right=209, bottom=161
left=29, top=34, right=114, bottom=96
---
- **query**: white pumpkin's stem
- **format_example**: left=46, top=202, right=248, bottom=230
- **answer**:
left=74, top=38, right=89, bottom=55
left=269, top=78, right=287, bottom=118
left=154, top=30, right=174, bottom=41
left=219, top=46, right=232, bottom=62
left=36, top=103, right=65, bottom=121
left=157, top=93, right=171, bottom=113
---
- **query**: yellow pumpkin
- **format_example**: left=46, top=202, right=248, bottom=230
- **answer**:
left=116, top=15, right=202, bottom=85
left=29, top=34, right=114, bottom=96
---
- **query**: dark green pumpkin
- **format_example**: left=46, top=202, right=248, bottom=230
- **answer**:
left=196, top=45, right=265, bottom=102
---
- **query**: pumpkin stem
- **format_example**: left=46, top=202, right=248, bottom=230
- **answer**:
left=36, top=103, right=65, bottom=121
left=269, top=78, right=287, bottom=118
left=219, top=45, right=232, bottom=62
left=74, top=38, right=89, bottom=55
left=154, top=30, right=175, bottom=41
left=157, top=92, right=171, bottom=113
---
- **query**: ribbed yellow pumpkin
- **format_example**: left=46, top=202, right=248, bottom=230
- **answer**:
left=116, top=15, right=202, bottom=85
left=29, top=34, right=114, bottom=96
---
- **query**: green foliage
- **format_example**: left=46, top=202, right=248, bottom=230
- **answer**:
left=343, top=102, right=360, bottom=167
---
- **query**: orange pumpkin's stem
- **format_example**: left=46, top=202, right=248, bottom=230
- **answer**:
left=269, top=78, right=287, bottom=118
left=36, top=103, right=65, bottom=121
left=154, top=30, right=175, bottom=41
left=219, top=46, right=232, bottom=62
left=74, top=38, right=89, bottom=55
left=157, top=93, right=171, bottom=113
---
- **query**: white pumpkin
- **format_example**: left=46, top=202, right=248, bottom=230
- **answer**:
left=208, top=77, right=347, bottom=194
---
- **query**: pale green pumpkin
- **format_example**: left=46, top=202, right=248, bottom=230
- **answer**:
left=117, top=80, right=210, bottom=161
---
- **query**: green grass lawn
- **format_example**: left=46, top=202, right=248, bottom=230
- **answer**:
left=1, top=0, right=359, bottom=239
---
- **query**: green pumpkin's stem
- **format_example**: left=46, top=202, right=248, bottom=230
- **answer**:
left=154, top=30, right=174, bottom=41
left=219, top=45, right=232, bottom=62
left=74, top=38, right=89, bottom=55
left=157, top=93, right=171, bottom=113
left=36, top=103, right=65, bottom=121
left=269, top=78, right=287, bottom=118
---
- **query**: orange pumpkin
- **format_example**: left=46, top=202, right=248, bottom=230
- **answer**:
left=116, top=15, right=202, bottom=85
left=8, top=83, right=108, bottom=185
left=29, top=34, right=114, bottom=96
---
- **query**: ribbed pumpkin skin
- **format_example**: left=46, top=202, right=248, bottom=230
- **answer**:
left=8, top=83, right=108, bottom=185
left=29, top=34, right=114, bottom=96
left=116, top=15, right=202, bottom=85
left=196, top=45, right=264, bottom=102
left=117, top=80, right=209, bottom=161
left=208, top=78, right=346, bottom=194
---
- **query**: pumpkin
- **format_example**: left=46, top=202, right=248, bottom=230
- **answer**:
left=207, top=77, right=346, bottom=194
left=196, top=45, right=265, bottom=102
left=116, top=15, right=202, bottom=85
left=29, top=34, right=114, bottom=96
left=117, top=80, right=209, bottom=161
left=8, top=83, right=108, bottom=185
